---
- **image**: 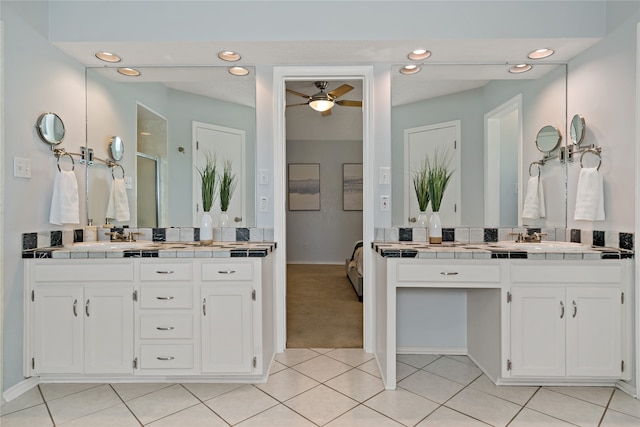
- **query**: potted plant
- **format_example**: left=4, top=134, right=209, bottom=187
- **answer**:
left=412, top=157, right=430, bottom=227
left=218, top=159, right=237, bottom=227
left=427, top=149, right=454, bottom=243
left=197, top=153, right=217, bottom=243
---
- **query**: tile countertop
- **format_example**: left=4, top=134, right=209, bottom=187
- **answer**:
left=374, top=241, right=634, bottom=260
left=22, top=241, right=277, bottom=259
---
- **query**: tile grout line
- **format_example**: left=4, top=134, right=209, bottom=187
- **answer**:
left=108, top=384, right=144, bottom=426
left=596, top=388, right=616, bottom=427
left=37, top=384, right=56, bottom=427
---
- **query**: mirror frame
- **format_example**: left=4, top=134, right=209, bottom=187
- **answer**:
left=36, top=112, right=65, bottom=146
left=570, top=114, right=586, bottom=146
left=535, top=125, right=562, bottom=154
left=109, top=136, right=125, bottom=161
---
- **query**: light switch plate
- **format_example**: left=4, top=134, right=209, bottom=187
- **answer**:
left=124, top=176, right=133, bottom=189
left=259, top=169, right=269, bottom=185
left=259, top=196, right=269, bottom=212
left=379, top=167, right=391, bottom=185
left=380, top=195, right=390, bottom=211
left=14, top=157, right=32, bottom=178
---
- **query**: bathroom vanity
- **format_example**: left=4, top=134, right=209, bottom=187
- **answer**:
left=23, top=243, right=275, bottom=383
left=374, top=242, right=634, bottom=390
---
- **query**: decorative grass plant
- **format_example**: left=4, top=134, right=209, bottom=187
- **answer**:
left=219, top=159, right=237, bottom=212
left=412, top=157, right=430, bottom=212
left=427, top=148, right=454, bottom=212
left=197, top=153, right=217, bottom=212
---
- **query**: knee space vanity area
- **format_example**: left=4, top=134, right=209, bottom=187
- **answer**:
left=22, top=243, right=275, bottom=384
left=373, top=241, right=635, bottom=392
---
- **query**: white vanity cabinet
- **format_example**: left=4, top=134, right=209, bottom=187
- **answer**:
left=25, top=260, right=134, bottom=375
left=506, top=262, right=630, bottom=380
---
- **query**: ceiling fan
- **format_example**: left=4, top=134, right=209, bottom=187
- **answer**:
left=286, top=81, right=362, bottom=116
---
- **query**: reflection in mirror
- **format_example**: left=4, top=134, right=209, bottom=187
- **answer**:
left=570, top=114, right=586, bottom=145
left=109, top=136, right=124, bottom=161
left=391, top=63, right=567, bottom=229
left=36, top=112, right=65, bottom=145
left=86, top=66, right=256, bottom=228
left=535, top=125, right=562, bottom=153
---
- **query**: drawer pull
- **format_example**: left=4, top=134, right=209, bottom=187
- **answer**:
left=560, top=301, right=565, bottom=319
left=156, top=270, right=174, bottom=274
left=440, top=272, right=459, bottom=276
left=156, top=356, right=175, bottom=361
left=85, top=299, right=90, bottom=317
left=156, top=326, right=175, bottom=331
left=156, top=296, right=175, bottom=300
left=73, top=299, right=78, bottom=317
left=572, top=300, right=577, bottom=318
left=218, top=270, right=237, bottom=274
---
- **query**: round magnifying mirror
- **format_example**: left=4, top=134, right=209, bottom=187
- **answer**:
left=109, top=136, right=124, bottom=161
left=535, top=125, right=562, bottom=153
left=36, top=112, right=65, bottom=146
left=569, top=114, right=586, bottom=146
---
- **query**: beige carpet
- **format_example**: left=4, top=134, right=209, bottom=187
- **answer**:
left=286, top=264, right=363, bottom=348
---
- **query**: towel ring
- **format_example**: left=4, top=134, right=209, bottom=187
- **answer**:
left=528, top=161, right=541, bottom=177
left=111, top=164, right=125, bottom=180
left=580, top=148, right=602, bottom=171
left=56, top=152, right=75, bottom=172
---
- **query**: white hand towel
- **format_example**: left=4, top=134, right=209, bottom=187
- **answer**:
left=49, top=170, right=80, bottom=225
left=106, top=177, right=130, bottom=222
left=574, top=167, right=605, bottom=221
left=522, top=175, right=546, bottom=219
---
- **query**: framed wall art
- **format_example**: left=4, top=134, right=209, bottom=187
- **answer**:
left=288, top=163, right=320, bottom=211
left=343, top=163, right=363, bottom=211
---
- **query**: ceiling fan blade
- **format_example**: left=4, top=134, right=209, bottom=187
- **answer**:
left=335, top=100, right=362, bottom=107
left=321, top=109, right=332, bottom=117
left=328, top=84, right=353, bottom=99
left=286, top=103, right=309, bottom=107
left=286, top=88, right=311, bottom=99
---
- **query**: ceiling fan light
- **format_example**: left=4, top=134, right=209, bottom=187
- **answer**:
left=309, top=98, right=334, bottom=112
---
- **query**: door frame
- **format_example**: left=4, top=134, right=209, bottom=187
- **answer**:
left=273, top=66, right=375, bottom=352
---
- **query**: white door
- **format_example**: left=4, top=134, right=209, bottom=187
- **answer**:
left=510, top=287, right=565, bottom=377
left=201, top=284, right=253, bottom=373
left=566, top=287, right=622, bottom=377
left=84, top=286, right=134, bottom=374
left=404, top=121, right=460, bottom=226
left=193, top=122, right=245, bottom=226
left=34, top=285, right=83, bottom=374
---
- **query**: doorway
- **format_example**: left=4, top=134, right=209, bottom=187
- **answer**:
left=273, top=66, right=375, bottom=353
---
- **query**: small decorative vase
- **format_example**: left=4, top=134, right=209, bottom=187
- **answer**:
left=416, top=211, right=428, bottom=227
left=219, top=211, right=230, bottom=227
left=429, top=211, right=442, bottom=244
left=200, top=210, right=213, bottom=244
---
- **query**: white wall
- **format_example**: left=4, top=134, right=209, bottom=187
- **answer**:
left=2, top=1, right=86, bottom=390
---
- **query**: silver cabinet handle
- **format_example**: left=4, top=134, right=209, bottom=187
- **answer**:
left=156, top=356, right=175, bottom=361
left=73, top=299, right=78, bottom=317
left=560, top=301, right=565, bottom=319
left=572, top=300, right=577, bottom=318
left=440, top=272, right=459, bottom=276
left=156, top=296, right=175, bottom=300
left=156, top=270, right=174, bottom=274
left=202, top=298, right=207, bottom=316
left=409, top=217, right=417, bottom=223
left=156, top=326, right=175, bottom=331
left=218, top=270, right=236, bottom=274
left=85, top=299, right=90, bottom=317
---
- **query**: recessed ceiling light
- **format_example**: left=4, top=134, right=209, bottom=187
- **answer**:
left=400, top=65, right=421, bottom=75
left=408, top=49, right=431, bottom=61
left=528, top=48, right=555, bottom=59
left=228, top=66, right=249, bottom=76
left=118, top=67, right=141, bottom=77
left=95, top=51, right=121, bottom=63
left=509, top=64, right=532, bottom=74
left=218, top=51, right=241, bottom=62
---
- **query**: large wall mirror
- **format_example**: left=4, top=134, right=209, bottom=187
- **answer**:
left=391, top=63, right=567, bottom=229
left=86, top=66, right=256, bottom=228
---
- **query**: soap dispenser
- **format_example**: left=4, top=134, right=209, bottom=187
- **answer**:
left=83, top=219, right=98, bottom=242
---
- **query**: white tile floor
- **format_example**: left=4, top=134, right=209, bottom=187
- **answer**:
left=2, top=349, right=640, bottom=426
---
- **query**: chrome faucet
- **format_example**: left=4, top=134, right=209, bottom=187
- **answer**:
left=105, top=230, right=142, bottom=242
left=509, top=231, right=547, bottom=243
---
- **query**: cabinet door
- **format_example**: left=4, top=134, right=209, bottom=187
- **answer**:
left=510, top=287, right=565, bottom=377
left=566, top=287, right=622, bottom=377
left=201, top=284, right=253, bottom=374
left=34, top=285, right=83, bottom=374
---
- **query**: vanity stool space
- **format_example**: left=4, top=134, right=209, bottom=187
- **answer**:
left=374, top=245, right=634, bottom=391
left=23, top=253, right=275, bottom=384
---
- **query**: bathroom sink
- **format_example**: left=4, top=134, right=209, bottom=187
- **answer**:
left=64, top=241, right=157, bottom=251
left=489, top=241, right=589, bottom=252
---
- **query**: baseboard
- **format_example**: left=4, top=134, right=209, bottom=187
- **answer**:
left=616, top=379, right=637, bottom=398
left=397, top=346, right=467, bottom=355
left=2, top=377, right=39, bottom=403
left=286, top=261, right=344, bottom=265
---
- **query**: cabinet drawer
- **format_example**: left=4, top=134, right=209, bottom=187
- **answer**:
left=202, top=263, right=253, bottom=281
left=140, top=286, right=192, bottom=309
left=33, top=262, right=133, bottom=282
left=140, top=345, right=193, bottom=369
left=140, top=263, right=192, bottom=281
left=511, top=265, right=622, bottom=284
left=397, top=263, right=500, bottom=283
left=140, top=315, right=193, bottom=339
